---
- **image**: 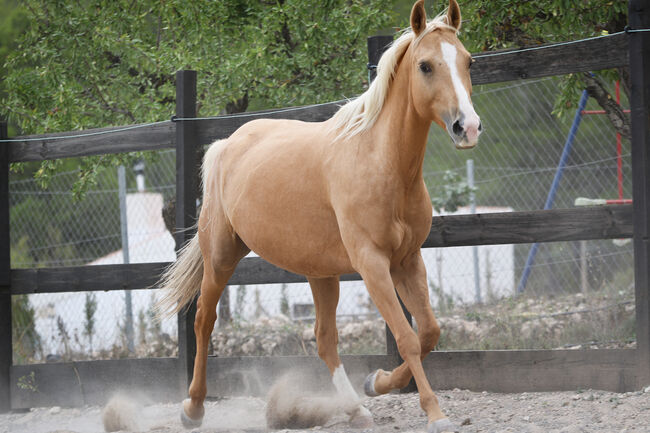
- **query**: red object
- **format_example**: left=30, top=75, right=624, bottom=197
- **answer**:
left=604, top=199, right=633, bottom=204
left=580, top=81, right=626, bottom=200
left=616, top=81, right=623, bottom=200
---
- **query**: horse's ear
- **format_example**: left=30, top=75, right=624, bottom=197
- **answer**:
left=445, top=0, right=461, bottom=31
left=410, top=0, right=427, bottom=36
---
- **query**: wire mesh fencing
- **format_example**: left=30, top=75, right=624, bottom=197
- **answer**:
left=10, top=74, right=636, bottom=364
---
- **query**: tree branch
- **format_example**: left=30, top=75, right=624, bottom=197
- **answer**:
left=582, top=72, right=630, bottom=140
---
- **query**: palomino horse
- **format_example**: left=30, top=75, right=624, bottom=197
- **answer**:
left=158, top=1, right=481, bottom=432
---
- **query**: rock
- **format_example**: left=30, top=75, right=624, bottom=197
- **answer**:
left=241, top=338, right=257, bottom=355
left=302, top=328, right=315, bottom=341
left=48, top=406, right=61, bottom=415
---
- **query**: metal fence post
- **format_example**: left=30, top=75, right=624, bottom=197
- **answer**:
left=467, top=159, right=481, bottom=303
left=0, top=121, right=11, bottom=413
left=175, top=70, right=199, bottom=396
left=117, top=165, right=135, bottom=354
left=628, top=0, right=650, bottom=387
left=367, top=35, right=415, bottom=392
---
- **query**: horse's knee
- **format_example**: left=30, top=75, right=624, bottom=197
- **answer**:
left=420, top=316, right=440, bottom=352
left=396, top=328, right=421, bottom=361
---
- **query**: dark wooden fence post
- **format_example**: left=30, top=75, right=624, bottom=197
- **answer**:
left=0, top=122, right=11, bottom=413
left=628, top=0, right=650, bottom=387
left=367, top=35, right=416, bottom=392
left=175, top=70, right=199, bottom=396
left=367, top=35, right=393, bottom=83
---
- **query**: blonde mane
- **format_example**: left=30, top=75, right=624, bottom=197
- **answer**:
left=331, top=14, right=457, bottom=140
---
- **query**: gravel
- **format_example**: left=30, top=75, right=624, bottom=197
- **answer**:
left=2, top=388, right=649, bottom=433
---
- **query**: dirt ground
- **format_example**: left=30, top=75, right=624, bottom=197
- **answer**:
left=2, top=387, right=649, bottom=433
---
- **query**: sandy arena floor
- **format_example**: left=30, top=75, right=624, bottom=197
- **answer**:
left=1, top=388, right=649, bottom=433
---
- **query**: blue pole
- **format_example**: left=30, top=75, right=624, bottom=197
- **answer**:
left=516, top=89, right=590, bottom=294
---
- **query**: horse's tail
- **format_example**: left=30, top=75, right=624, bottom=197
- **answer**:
left=155, top=140, right=227, bottom=319
left=155, top=232, right=204, bottom=319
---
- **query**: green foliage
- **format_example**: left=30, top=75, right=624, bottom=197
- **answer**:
left=17, top=371, right=38, bottom=393
left=83, top=292, right=98, bottom=352
left=9, top=171, right=121, bottom=266
left=280, top=284, right=290, bottom=317
left=0, top=0, right=29, bottom=137
left=430, top=170, right=475, bottom=213
left=12, top=295, right=41, bottom=363
left=458, top=1, right=628, bottom=119
left=56, top=315, right=71, bottom=358
left=460, top=1, right=627, bottom=52
left=3, top=0, right=393, bottom=194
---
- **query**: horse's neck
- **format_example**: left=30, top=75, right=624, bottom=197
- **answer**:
left=372, top=61, right=431, bottom=188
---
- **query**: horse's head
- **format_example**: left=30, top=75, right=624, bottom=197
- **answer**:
left=408, top=0, right=481, bottom=149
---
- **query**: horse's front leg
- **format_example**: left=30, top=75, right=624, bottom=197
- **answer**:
left=307, top=276, right=373, bottom=428
left=354, top=250, right=457, bottom=433
left=365, top=251, right=442, bottom=396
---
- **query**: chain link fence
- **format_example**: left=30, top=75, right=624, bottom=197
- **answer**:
left=11, top=75, right=636, bottom=364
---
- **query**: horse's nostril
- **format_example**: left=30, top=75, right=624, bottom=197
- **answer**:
left=478, top=122, right=483, bottom=132
left=452, top=120, right=463, bottom=136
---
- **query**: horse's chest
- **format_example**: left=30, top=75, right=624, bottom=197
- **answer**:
left=391, top=204, right=432, bottom=257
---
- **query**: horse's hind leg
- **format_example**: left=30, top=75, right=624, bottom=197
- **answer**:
left=181, top=219, right=249, bottom=428
left=307, top=277, right=373, bottom=427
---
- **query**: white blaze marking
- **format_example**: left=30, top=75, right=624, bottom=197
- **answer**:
left=440, top=41, right=480, bottom=129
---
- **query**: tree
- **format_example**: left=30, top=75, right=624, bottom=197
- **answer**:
left=2, top=0, right=393, bottom=194
left=458, top=0, right=629, bottom=136
left=0, top=0, right=29, bottom=137
left=12, top=295, right=41, bottom=363
left=83, top=292, right=98, bottom=353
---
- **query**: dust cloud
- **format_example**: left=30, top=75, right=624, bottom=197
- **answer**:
left=265, top=375, right=354, bottom=429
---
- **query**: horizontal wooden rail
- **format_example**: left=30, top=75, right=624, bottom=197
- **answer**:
left=470, top=32, right=628, bottom=85
left=9, top=122, right=175, bottom=163
left=8, top=103, right=341, bottom=163
left=10, top=205, right=632, bottom=295
left=7, top=34, right=630, bottom=162
left=194, top=101, right=341, bottom=144
left=9, top=348, right=639, bottom=409
left=424, top=204, right=633, bottom=247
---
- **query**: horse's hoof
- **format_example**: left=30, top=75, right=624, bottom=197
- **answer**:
left=349, top=406, right=374, bottom=428
left=427, top=418, right=460, bottom=433
left=180, top=399, right=203, bottom=429
left=180, top=409, right=202, bottom=429
left=363, top=370, right=380, bottom=397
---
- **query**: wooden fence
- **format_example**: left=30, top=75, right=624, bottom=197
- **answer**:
left=2, top=2, right=650, bottom=411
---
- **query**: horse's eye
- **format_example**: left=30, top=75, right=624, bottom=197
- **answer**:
left=469, top=58, right=475, bottom=69
left=419, top=62, right=432, bottom=74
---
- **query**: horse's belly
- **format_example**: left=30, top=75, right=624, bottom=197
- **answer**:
left=233, top=209, right=353, bottom=277
left=222, top=145, right=353, bottom=277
